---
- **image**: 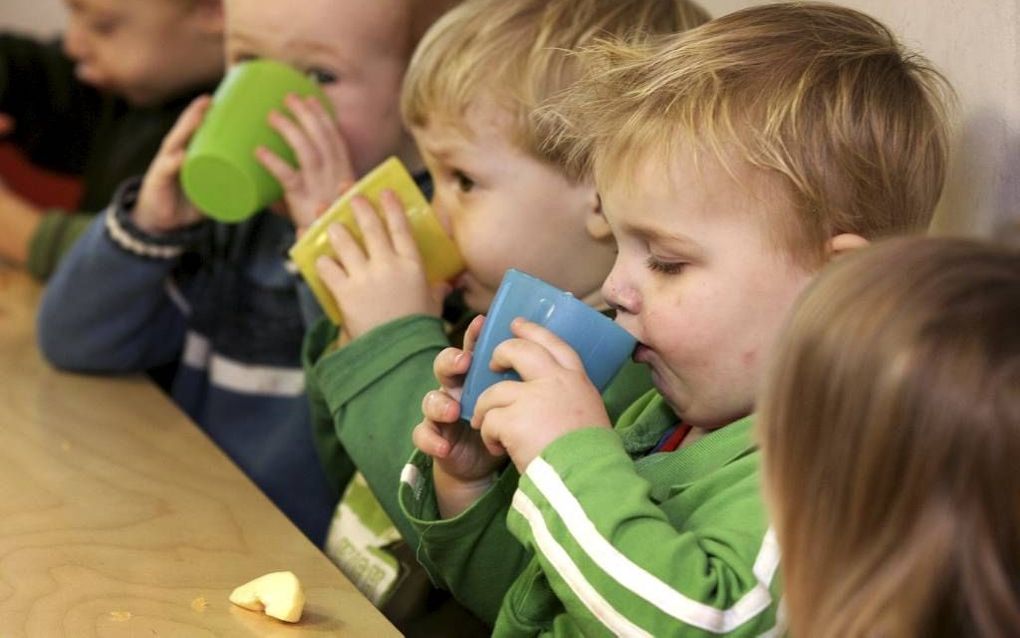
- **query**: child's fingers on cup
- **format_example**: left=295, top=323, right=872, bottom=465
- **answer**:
left=379, top=190, right=420, bottom=259
left=255, top=145, right=303, bottom=192
left=325, top=221, right=366, bottom=272
left=285, top=95, right=340, bottom=169
left=314, top=255, right=347, bottom=295
left=421, top=389, right=461, bottom=424
left=349, top=196, right=393, bottom=258
left=411, top=419, right=451, bottom=458
left=469, top=380, right=519, bottom=430
left=268, top=108, right=323, bottom=172
left=490, top=335, right=565, bottom=380
left=434, top=347, right=472, bottom=388
left=299, top=96, right=348, bottom=169
left=509, top=318, right=585, bottom=371
left=160, top=95, right=211, bottom=154
left=477, top=414, right=508, bottom=457
left=463, top=315, right=486, bottom=353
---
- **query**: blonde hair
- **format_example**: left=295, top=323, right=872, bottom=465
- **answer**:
left=548, top=2, right=953, bottom=265
left=401, top=0, right=710, bottom=162
left=759, top=237, right=1020, bottom=638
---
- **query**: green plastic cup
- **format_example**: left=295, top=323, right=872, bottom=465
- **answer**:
left=180, top=59, right=332, bottom=223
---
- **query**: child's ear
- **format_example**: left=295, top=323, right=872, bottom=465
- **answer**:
left=585, top=192, right=613, bottom=241
left=826, top=233, right=869, bottom=259
left=190, top=0, right=225, bottom=36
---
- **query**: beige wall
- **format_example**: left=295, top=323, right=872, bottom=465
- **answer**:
left=0, top=0, right=66, bottom=37
left=3, top=0, right=1018, bottom=238
left=705, top=0, right=1020, bottom=241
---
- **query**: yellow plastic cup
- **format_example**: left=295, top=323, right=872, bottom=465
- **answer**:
left=289, top=157, right=464, bottom=324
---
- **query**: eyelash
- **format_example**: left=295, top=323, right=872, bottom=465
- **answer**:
left=646, top=256, right=686, bottom=275
left=89, top=19, right=119, bottom=36
left=229, top=54, right=338, bottom=85
left=453, top=170, right=475, bottom=193
left=307, top=68, right=338, bottom=85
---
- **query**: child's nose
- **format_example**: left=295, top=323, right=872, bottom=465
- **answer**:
left=602, top=270, right=639, bottom=316
left=430, top=197, right=454, bottom=237
left=62, top=20, right=90, bottom=62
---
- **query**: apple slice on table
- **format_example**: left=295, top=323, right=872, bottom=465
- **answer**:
left=229, top=571, right=305, bottom=623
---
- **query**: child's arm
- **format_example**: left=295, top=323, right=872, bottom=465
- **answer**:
left=301, top=311, right=451, bottom=499
left=509, top=433, right=779, bottom=636
left=301, top=189, right=451, bottom=494
left=0, top=181, right=41, bottom=266
left=313, top=191, right=450, bottom=339
left=411, top=316, right=512, bottom=517
left=473, top=320, right=781, bottom=636
left=37, top=98, right=212, bottom=372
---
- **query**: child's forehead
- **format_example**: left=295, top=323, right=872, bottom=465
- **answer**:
left=415, top=100, right=519, bottom=154
left=600, top=148, right=789, bottom=233
left=66, top=0, right=172, bottom=17
left=225, top=0, right=409, bottom=57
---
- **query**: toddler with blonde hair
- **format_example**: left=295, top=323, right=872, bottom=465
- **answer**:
left=410, top=3, right=953, bottom=634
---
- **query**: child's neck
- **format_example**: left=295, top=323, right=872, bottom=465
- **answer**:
left=679, top=427, right=710, bottom=449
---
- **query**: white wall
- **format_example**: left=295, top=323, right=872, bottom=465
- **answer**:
left=705, top=0, right=1020, bottom=241
left=0, top=0, right=66, bottom=37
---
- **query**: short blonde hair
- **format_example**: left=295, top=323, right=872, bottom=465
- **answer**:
left=549, top=2, right=953, bottom=265
left=401, top=0, right=710, bottom=162
left=759, top=237, right=1020, bottom=638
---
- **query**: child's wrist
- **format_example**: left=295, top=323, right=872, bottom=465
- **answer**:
left=433, top=465, right=497, bottom=519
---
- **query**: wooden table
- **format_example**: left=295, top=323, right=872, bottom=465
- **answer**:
left=0, top=267, right=400, bottom=637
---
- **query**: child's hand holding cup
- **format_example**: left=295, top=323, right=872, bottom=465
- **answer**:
left=458, top=269, right=637, bottom=421
left=180, top=59, right=333, bottom=223
left=288, top=157, right=464, bottom=324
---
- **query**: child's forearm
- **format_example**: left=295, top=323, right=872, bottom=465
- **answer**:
left=0, top=187, right=41, bottom=265
left=434, top=464, right=496, bottom=519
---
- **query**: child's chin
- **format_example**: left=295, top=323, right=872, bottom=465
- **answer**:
left=458, top=279, right=496, bottom=313
left=464, top=290, right=493, bottom=314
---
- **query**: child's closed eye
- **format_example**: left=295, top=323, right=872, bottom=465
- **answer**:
left=646, top=256, right=686, bottom=275
left=86, top=12, right=122, bottom=37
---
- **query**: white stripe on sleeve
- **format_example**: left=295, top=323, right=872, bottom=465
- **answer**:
left=523, top=457, right=779, bottom=633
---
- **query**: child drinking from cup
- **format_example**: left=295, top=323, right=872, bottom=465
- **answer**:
left=0, top=0, right=224, bottom=280
left=759, top=236, right=1020, bottom=638
left=36, top=0, right=459, bottom=545
left=301, top=0, right=709, bottom=626
left=407, top=3, right=953, bottom=634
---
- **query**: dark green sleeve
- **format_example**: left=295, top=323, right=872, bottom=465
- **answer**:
left=302, top=318, right=354, bottom=495
left=302, top=313, right=453, bottom=525
left=0, top=33, right=105, bottom=174
left=26, top=211, right=96, bottom=281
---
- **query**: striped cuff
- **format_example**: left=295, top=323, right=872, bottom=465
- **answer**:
left=104, top=178, right=207, bottom=260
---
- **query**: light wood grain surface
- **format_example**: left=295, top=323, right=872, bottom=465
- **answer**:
left=0, top=267, right=400, bottom=637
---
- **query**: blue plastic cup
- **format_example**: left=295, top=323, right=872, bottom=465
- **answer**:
left=459, top=269, right=637, bottom=421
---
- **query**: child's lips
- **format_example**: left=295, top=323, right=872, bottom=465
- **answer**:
left=633, top=343, right=653, bottom=363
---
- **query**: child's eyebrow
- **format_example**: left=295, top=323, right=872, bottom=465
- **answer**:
left=623, top=221, right=700, bottom=251
left=227, top=31, right=338, bottom=63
